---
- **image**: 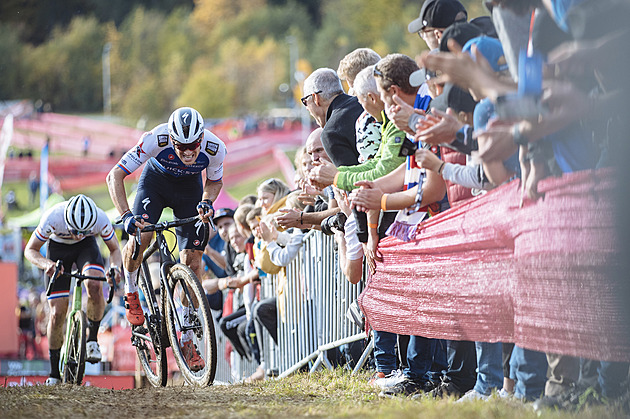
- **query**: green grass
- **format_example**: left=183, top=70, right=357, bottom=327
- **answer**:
left=0, top=369, right=627, bottom=418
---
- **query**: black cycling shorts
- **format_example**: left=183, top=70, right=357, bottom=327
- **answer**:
left=46, top=236, right=105, bottom=299
left=134, top=161, right=206, bottom=251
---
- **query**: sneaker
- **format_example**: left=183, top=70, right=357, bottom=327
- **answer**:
left=497, top=388, right=512, bottom=399
left=372, top=369, right=407, bottom=390
left=429, top=379, right=465, bottom=399
left=532, top=387, right=604, bottom=412
left=124, top=292, right=145, bottom=326
left=379, top=378, right=426, bottom=398
left=244, top=366, right=265, bottom=384
left=181, top=340, right=205, bottom=372
left=456, top=389, right=489, bottom=403
left=45, top=377, right=60, bottom=386
left=368, top=372, right=386, bottom=388
left=86, top=341, right=102, bottom=363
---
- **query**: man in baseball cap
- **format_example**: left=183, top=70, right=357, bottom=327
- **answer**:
left=408, top=0, right=468, bottom=50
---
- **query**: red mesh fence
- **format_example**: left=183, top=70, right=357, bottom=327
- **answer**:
left=359, top=168, right=630, bottom=362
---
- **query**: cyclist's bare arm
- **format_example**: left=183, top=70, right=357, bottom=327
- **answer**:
left=103, top=237, right=123, bottom=285
left=106, top=165, right=133, bottom=216
left=24, top=235, right=58, bottom=277
left=199, top=179, right=223, bottom=221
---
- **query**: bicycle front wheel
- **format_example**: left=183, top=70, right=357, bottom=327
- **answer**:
left=133, top=261, right=168, bottom=387
left=62, top=311, right=87, bottom=385
left=165, top=264, right=216, bottom=386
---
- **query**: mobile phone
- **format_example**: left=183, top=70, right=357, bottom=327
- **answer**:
left=494, top=93, right=545, bottom=120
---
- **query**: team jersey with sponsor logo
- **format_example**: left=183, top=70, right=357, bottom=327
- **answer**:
left=116, top=123, right=226, bottom=180
left=35, top=202, right=116, bottom=245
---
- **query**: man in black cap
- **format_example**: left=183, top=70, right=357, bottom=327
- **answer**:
left=408, top=0, right=468, bottom=51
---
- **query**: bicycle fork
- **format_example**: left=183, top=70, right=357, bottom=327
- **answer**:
left=61, top=279, right=83, bottom=369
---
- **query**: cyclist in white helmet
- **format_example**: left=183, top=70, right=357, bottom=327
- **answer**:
left=107, top=107, right=226, bottom=370
left=24, top=194, right=122, bottom=385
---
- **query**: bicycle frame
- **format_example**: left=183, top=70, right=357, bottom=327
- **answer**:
left=139, top=216, right=211, bottom=334
left=47, top=260, right=116, bottom=382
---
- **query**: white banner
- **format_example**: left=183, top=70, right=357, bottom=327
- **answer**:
left=0, top=114, right=14, bottom=193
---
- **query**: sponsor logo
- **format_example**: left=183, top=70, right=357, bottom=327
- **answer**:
left=182, top=112, right=190, bottom=124
left=142, top=213, right=149, bottom=219
left=431, top=146, right=438, bottom=154
left=394, top=136, right=402, bottom=143
left=142, top=197, right=151, bottom=210
left=205, top=141, right=219, bottom=156
left=157, top=135, right=169, bottom=147
left=168, top=154, right=175, bottom=160
left=134, top=143, right=146, bottom=158
left=193, top=240, right=200, bottom=247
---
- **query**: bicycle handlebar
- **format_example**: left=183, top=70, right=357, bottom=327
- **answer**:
left=46, top=260, right=118, bottom=303
left=123, top=215, right=211, bottom=261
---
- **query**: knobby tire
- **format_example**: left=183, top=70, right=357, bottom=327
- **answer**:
left=62, top=311, right=87, bottom=385
left=165, top=264, right=216, bottom=386
left=134, top=261, right=168, bottom=387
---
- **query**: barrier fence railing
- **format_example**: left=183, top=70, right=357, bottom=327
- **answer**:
left=212, top=229, right=367, bottom=382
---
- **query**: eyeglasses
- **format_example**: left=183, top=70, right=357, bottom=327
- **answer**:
left=172, top=137, right=202, bottom=151
left=373, top=65, right=397, bottom=88
left=70, top=228, right=90, bottom=236
left=301, top=90, right=322, bottom=106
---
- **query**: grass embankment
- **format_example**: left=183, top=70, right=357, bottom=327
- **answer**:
left=0, top=369, right=626, bottom=418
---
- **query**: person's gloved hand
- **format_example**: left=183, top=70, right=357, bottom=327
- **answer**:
left=197, top=199, right=214, bottom=220
left=122, top=212, right=140, bottom=235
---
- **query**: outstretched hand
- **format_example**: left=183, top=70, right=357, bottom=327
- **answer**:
left=349, top=181, right=383, bottom=212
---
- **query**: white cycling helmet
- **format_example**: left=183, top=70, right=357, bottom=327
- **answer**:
left=65, top=194, right=98, bottom=233
left=167, top=107, right=204, bottom=144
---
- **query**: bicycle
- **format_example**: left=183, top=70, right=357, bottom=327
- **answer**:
left=46, top=260, right=117, bottom=385
left=126, top=215, right=217, bottom=387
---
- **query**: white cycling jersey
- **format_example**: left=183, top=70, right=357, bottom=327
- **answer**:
left=116, top=123, right=226, bottom=180
left=35, top=202, right=116, bottom=245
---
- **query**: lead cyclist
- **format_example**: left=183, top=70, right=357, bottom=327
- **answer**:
left=106, top=107, right=226, bottom=370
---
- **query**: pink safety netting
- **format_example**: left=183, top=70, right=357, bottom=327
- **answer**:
left=359, top=168, right=630, bottom=362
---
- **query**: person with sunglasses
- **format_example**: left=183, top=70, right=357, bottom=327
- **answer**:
left=24, top=194, right=123, bottom=385
left=107, top=107, right=226, bottom=367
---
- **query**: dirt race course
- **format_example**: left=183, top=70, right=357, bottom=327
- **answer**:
left=0, top=384, right=310, bottom=418
left=1, top=372, right=628, bottom=419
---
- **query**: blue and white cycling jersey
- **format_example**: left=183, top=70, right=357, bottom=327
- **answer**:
left=116, top=123, right=226, bottom=181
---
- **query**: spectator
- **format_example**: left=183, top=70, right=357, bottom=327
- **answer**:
left=302, top=68, right=364, bottom=167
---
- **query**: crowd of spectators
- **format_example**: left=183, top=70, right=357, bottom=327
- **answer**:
left=194, top=0, right=630, bottom=411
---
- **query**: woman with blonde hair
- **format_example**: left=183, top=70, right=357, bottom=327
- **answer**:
left=256, top=178, right=290, bottom=215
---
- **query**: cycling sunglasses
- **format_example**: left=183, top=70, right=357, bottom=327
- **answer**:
left=70, top=228, right=90, bottom=236
left=172, top=137, right=202, bottom=151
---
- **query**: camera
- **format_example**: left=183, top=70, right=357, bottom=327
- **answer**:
left=320, top=212, right=347, bottom=235
left=398, top=136, right=418, bottom=157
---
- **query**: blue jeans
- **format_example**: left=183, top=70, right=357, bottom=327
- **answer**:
left=510, top=346, right=547, bottom=401
left=473, top=341, right=504, bottom=395
left=598, top=361, right=629, bottom=399
left=406, top=336, right=444, bottom=381
left=373, top=330, right=398, bottom=374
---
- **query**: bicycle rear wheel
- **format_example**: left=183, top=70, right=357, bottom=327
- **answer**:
left=132, top=261, right=168, bottom=387
left=165, top=263, right=216, bottom=386
left=62, top=311, right=87, bottom=385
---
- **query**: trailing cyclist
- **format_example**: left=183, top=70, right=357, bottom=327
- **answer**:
left=106, top=107, right=226, bottom=371
left=24, top=194, right=122, bottom=385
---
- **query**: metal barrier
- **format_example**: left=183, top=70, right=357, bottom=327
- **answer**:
left=214, top=230, right=367, bottom=381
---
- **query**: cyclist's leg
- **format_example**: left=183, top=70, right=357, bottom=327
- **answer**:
left=171, top=173, right=204, bottom=280
left=125, top=166, right=166, bottom=290
left=76, top=237, right=106, bottom=344
left=45, top=242, right=73, bottom=379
